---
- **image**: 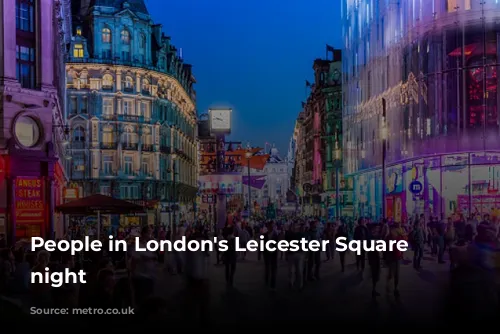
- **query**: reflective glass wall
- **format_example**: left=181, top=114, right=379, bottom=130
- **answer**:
left=342, top=0, right=500, bottom=174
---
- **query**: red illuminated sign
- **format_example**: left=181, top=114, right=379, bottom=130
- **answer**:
left=14, top=177, right=44, bottom=224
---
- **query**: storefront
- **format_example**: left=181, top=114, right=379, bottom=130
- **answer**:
left=352, top=151, right=500, bottom=221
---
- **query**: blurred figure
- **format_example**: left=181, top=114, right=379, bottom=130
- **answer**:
left=263, top=221, right=279, bottom=290
left=222, top=224, right=237, bottom=287
left=385, top=222, right=407, bottom=297
left=286, top=223, right=305, bottom=291
left=354, top=218, right=369, bottom=277
left=129, top=226, right=157, bottom=307
left=184, top=228, right=210, bottom=325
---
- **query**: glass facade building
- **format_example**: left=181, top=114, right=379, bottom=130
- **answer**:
left=342, top=0, right=500, bottom=220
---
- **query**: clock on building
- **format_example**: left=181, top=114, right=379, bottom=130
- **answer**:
left=209, top=109, right=232, bottom=133
left=14, top=115, right=42, bottom=148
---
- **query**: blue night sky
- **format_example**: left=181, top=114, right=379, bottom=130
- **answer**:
left=146, top=0, right=343, bottom=153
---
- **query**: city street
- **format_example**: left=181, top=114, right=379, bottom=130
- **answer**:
left=159, top=249, right=450, bottom=329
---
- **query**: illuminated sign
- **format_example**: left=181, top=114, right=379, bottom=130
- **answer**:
left=14, top=177, right=44, bottom=224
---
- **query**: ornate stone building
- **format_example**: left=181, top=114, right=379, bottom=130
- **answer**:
left=0, top=0, right=71, bottom=241
left=66, top=0, right=198, bottom=224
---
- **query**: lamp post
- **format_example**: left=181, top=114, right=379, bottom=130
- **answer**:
left=381, top=98, right=388, bottom=220
left=334, top=145, right=341, bottom=219
left=245, top=146, right=253, bottom=217
left=170, top=152, right=178, bottom=240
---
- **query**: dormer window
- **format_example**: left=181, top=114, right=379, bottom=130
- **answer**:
left=73, top=44, right=84, bottom=58
left=102, top=28, right=111, bottom=43
left=121, top=30, right=130, bottom=44
left=76, top=27, right=82, bottom=36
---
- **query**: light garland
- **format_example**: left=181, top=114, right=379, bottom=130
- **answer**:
left=352, top=72, right=429, bottom=123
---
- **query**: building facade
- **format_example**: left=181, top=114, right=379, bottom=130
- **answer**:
left=322, top=51, right=350, bottom=219
left=294, top=56, right=343, bottom=216
left=66, top=0, right=198, bottom=226
left=0, top=0, right=71, bottom=241
left=243, top=146, right=289, bottom=210
left=342, top=0, right=500, bottom=220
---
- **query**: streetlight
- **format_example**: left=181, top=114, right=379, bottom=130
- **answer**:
left=381, top=98, right=388, bottom=220
left=334, top=144, right=341, bottom=219
left=244, top=145, right=253, bottom=217
left=170, top=152, right=178, bottom=240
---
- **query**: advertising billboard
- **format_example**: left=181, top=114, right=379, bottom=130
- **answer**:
left=199, top=173, right=242, bottom=194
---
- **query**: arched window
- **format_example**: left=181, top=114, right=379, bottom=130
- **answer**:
left=79, top=71, right=88, bottom=87
left=121, top=30, right=130, bottom=44
left=73, top=126, right=85, bottom=142
left=102, top=28, right=111, bottom=43
left=142, top=78, right=150, bottom=93
left=124, top=76, right=134, bottom=91
left=102, top=74, right=113, bottom=89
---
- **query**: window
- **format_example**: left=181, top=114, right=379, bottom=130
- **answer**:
left=124, top=76, right=134, bottom=91
left=16, top=45, right=36, bottom=89
left=103, top=98, right=113, bottom=116
left=120, top=185, right=138, bottom=199
left=73, top=126, right=85, bottom=142
left=103, top=155, right=113, bottom=175
left=81, top=97, right=88, bottom=113
left=123, top=127, right=137, bottom=146
left=79, top=72, right=88, bottom=87
left=102, top=28, right=111, bottom=43
left=121, top=30, right=130, bottom=44
left=142, top=79, right=150, bottom=93
left=102, top=126, right=114, bottom=144
left=100, top=186, right=111, bottom=196
left=123, top=156, right=133, bottom=175
left=102, top=49, right=112, bottom=59
left=73, top=44, right=84, bottom=58
left=122, top=51, right=131, bottom=61
left=70, top=97, right=77, bottom=114
left=141, top=102, right=151, bottom=118
left=123, top=100, right=134, bottom=115
left=102, top=74, right=113, bottom=89
left=16, top=0, right=35, bottom=32
left=142, top=157, right=149, bottom=175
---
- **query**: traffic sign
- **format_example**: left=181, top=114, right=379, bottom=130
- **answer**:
left=409, top=180, right=423, bottom=194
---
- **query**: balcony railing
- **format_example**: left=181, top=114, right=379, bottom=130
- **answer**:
left=122, top=143, right=138, bottom=150
left=117, top=114, right=152, bottom=123
left=123, top=86, right=134, bottom=93
left=142, top=144, right=153, bottom=152
left=101, top=142, right=117, bottom=149
left=102, top=114, right=116, bottom=120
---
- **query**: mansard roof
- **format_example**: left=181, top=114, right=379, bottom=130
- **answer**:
left=89, top=0, right=149, bottom=15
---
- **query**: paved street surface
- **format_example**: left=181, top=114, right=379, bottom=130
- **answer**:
left=159, top=249, right=451, bottom=329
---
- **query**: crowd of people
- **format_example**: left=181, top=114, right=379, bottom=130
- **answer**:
left=0, top=212, right=498, bottom=325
